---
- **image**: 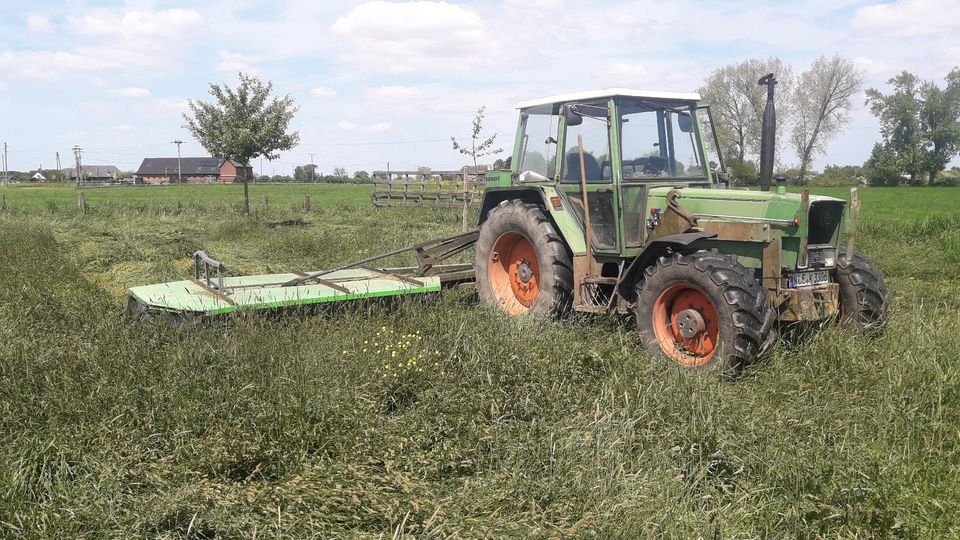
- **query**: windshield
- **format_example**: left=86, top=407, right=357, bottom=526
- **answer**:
left=618, top=98, right=705, bottom=180
left=517, top=105, right=558, bottom=179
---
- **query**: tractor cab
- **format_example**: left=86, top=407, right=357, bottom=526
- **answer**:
left=513, top=89, right=718, bottom=184
left=490, top=89, right=725, bottom=259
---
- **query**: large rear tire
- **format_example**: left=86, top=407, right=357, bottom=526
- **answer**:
left=475, top=199, right=573, bottom=318
left=634, top=252, right=776, bottom=373
left=836, top=251, right=889, bottom=333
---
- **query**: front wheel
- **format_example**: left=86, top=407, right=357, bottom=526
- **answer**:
left=836, top=251, right=889, bottom=333
left=475, top=199, right=573, bottom=317
left=634, top=252, right=776, bottom=373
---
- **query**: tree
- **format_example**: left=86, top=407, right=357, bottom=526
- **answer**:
left=416, top=165, right=433, bottom=180
left=866, top=68, right=960, bottom=185
left=332, top=167, right=347, bottom=178
left=862, top=143, right=902, bottom=186
left=184, top=72, right=299, bottom=214
left=866, top=71, right=923, bottom=184
left=353, top=170, right=370, bottom=182
left=918, top=68, right=960, bottom=184
left=727, top=158, right=759, bottom=185
left=451, top=106, right=502, bottom=231
left=790, top=55, right=865, bottom=183
left=294, top=164, right=318, bottom=182
left=698, top=57, right=794, bottom=163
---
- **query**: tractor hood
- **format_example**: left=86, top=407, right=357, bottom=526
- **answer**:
left=648, top=186, right=845, bottom=226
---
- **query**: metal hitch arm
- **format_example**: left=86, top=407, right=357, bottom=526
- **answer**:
left=193, top=250, right=226, bottom=292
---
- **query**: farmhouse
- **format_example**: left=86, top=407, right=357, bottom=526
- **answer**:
left=135, top=157, right=253, bottom=185
left=66, top=165, right=120, bottom=183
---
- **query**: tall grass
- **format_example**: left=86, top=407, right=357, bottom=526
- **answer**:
left=0, top=186, right=957, bottom=537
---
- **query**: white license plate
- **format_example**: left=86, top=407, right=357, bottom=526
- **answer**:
left=788, top=270, right=830, bottom=288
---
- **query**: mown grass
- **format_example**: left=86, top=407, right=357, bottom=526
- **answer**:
left=0, top=184, right=958, bottom=538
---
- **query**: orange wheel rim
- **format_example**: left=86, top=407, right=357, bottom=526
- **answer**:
left=488, top=232, right=540, bottom=315
left=651, top=283, right=720, bottom=367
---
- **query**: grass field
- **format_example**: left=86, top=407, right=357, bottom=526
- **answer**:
left=0, top=182, right=958, bottom=538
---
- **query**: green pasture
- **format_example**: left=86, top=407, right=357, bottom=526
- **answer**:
left=0, top=182, right=958, bottom=537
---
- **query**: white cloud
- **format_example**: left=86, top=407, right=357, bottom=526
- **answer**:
left=154, top=98, right=189, bottom=112
left=331, top=1, right=499, bottom=74
left=365, top=85, right=426, bottom=101
left=1, top=7, right=205, bottom=80
left=366, top=122, right=391, bottom=133
left=336, top=120, right=358, bottom=131
left=216, top=50, right=262, bottom=73
left=68, top=8, right=203, bottom=41
left=851, top=0, right=960, bottom=39
left=310, top=86, right=337, bottom=98
left=26, top=14, right=54, bottom=33
left=0, top=50, right=118, bottom=80
left=111, top=87, right=151, bottom=98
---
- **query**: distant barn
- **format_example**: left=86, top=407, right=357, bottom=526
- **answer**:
left=66, top=165, right=120, bottom=184
left=135, top=157, right=253, bottom=185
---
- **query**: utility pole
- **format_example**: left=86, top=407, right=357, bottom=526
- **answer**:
left=55, top=152, right=61, bottom=182
left=3, top=142, right=8, bottom=184
left=171, top=140, right=183, bottom=183
left=72, top=145, right=83, bottom=186
left=309, top=153, right=315, bottom=182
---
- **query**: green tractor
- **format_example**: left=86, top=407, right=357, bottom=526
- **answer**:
left=128, top=75, right=888, bottom=373
left=472, top=76, right=888, bottom=371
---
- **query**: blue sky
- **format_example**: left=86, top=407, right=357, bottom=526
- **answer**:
left=0, top=0, right=957, bottom=176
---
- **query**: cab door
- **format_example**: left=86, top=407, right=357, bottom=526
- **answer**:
left=555, top=99, right=621, bottom=255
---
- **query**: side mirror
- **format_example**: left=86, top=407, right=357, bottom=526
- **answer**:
left=562, top=104, right=583, bottom=127
left=677, top=112, right=693, bottom=133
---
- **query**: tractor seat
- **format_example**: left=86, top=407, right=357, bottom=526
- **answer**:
left=564, top=151, right=603, bottom=181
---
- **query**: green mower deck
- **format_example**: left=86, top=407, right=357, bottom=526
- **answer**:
left=127, top=268, right=443, bottom=316
left=127, top=230, right=480, bottom=318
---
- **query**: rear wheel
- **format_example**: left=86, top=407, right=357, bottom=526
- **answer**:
left=836, top=251, right=889, bottom=333
left=634, top=252, right=776, bottom=373
left=475, top=199, right=573, bottom=317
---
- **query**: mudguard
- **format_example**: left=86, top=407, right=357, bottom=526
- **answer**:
left=478, top=186, right=585, bottom=254
left=617, top=231, right=718, bottom=299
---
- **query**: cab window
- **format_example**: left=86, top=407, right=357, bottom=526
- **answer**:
left=517, top=105, right=559, bottom=179
left=619, top=99, right=704, bottom=180
left=560, top=101, right=611, bottom=183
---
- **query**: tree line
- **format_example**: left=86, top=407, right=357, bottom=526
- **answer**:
left=256, top=165, right=374, bottom=184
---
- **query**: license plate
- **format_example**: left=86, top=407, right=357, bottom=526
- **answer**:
left=788, top=270, right=830, bottom=288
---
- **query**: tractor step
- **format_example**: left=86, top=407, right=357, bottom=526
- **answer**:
left=583, top=276, right=618, bottom=285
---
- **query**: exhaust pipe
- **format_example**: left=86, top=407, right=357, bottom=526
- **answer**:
left=758, top=73, right=777, bottom=192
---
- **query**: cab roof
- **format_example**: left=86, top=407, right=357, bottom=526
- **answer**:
left=517, top=88, right=701, bottom=109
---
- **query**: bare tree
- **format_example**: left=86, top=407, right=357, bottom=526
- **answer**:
left=790, top=55, right=865, bottom=183
left=451, top=106, right=502, bottom=231
left=698, top=57, right=794, bottom=164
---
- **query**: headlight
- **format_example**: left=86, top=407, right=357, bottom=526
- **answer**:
left=822, top=251, right=836, bottom=267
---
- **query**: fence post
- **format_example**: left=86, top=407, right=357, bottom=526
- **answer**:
left=461, top=167, right=469, bottom=232
left=1, top=193, right=6, bottom=211
left=303, top=194, right=310, bottom=212
left=78, top=192, right=86, bottom=215
left=261, top=195, right=268, bottom=207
